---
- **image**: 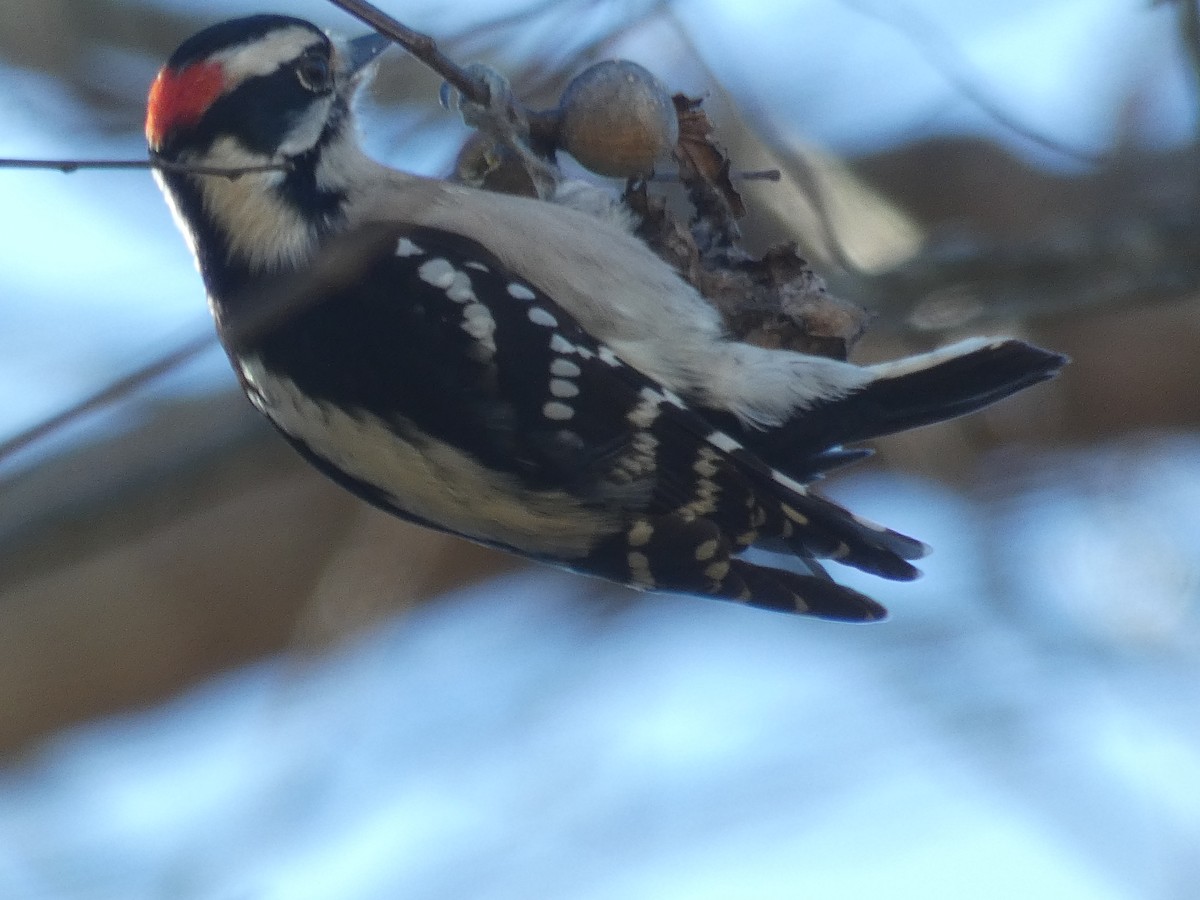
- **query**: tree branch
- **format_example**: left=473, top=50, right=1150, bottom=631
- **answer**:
left=837, top=0, right=1109, bottom=167
left=0, top=157, right=289, bottom=179
left=325, top=0, right=491, bottom=105
left=0, top=333, right=219, bottom=465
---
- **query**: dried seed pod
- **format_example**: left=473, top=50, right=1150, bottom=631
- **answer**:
left=558, top=60, right=678, bottom=178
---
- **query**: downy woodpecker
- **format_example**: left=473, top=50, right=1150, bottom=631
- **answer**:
left=146, top=15, right=1066, bottom=620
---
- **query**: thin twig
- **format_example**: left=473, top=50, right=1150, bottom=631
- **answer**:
left=838, top=0, right=1108, bottom=166
left=0, top=158, right=153, bottom=173
left=648, top=168, right=781, bottom=182
left=0, top=332, right=219, bottom=465
left=474, top=0, right=670, bottom=101
left=326, top=0, right=491, bottom=104
left=784, top=151, right=857, bottom=274
left=0, top=225, right=402, bottom=468
left=0, top=157, right=290, bottom=179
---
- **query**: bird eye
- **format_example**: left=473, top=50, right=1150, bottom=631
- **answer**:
left=295, top=54, right=332, bottom=92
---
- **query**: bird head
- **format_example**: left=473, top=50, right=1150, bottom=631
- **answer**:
left=146, top=15, right=390, bottom=166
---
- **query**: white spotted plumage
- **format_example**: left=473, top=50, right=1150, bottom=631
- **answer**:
left=542, top=401, right=575, bottom=421
left=527, top=306, right=558, bottom=328
left=395, top=237, right=424, bottom=257
left=549, top=378, right=579, bottom=398
left=148, top=14, right=1067, bottom=620
left=550, top=358, right=581, bottom=378
left=417, top=257, right=456, bottom=288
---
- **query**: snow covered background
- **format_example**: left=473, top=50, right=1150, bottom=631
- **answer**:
left=5, top=453, right=1200, bottom=900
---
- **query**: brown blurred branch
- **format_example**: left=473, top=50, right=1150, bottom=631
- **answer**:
left=860, top=187, right=1200, bottom=329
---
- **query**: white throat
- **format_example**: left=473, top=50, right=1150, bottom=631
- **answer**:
left=184, top=126, right=379, bottom=274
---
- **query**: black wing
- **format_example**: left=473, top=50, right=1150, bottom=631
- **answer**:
left=227, top=223, right=927, bottom=620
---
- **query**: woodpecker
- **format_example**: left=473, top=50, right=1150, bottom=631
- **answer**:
left=146, top=15, right=1066, bottom=621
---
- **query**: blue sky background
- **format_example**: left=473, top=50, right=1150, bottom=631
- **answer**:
left=1, top=2, right=1198, bottom=898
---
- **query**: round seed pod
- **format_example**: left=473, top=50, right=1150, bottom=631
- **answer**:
left=558, top=60, right=678, bottom=178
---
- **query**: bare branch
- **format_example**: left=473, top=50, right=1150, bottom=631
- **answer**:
left=0, top=157, right=290, bottom=179
left=0, top=333, right=218, bottom=465
left=647, top=168, right=781, bottom=182
left=0, top=158, right=153, bottom=174
left=326, top=0, right=491, bottom=104
left=837, top=0, right=1109, bottom=167
left=0, top=225, right=403, bottom=468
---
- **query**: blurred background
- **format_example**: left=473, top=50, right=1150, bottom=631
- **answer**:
left=2, top=0, right=1199, bottom=897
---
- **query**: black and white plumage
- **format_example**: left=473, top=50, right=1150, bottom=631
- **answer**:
left=146, top=15, right=1066, bottom=620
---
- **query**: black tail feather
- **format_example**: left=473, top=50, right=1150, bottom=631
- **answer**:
left=726, top=561, right=888, bottom=621
left=755, top=339, right=1067, bottom=472
left=580, top=514, right=888, bottom=621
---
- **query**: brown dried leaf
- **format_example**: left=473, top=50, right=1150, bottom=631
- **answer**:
left=701, top=244, right=868, bottom=359
left=625, top=181, right=702, bottom=282
left=672, top=95, right=744, bottom=222
left=625, top=174, right=868, bottom=359
left=672, top=93, right=746, bottom=233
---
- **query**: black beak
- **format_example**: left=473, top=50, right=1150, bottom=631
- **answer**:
left=345, top=32, right=392, bottom=75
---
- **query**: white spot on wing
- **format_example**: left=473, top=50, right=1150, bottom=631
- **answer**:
left=703, top=560, right=730, bottom=582
left=598, top=347, right=621, bottom=367
left=528, top=307, right=558, bottom=328
left=693, top=447, right=720, bottom=479
left=782, top=505, right=809, bottom=526
left=627, top=388, right=662, bottom=429
left=446, top=272, right=476, bottom=303
left=507, top=282, right=537, bottom=301
left=549, top=378, right=579, bottom=398
left=627, top=551, right=654, bottom=587
left=627, top=520, right=654, bottom=547
left=543, top=401, right=575, bottom=421
left=550, top=359, right=581, bottom=378
left=462, top=302, right=496, bottom=350
left=550, top=334, right=576, bottom=354
left=463, top=302, right=493, bottom=325
left=418, top=258, right=457, bottom=289
left=395, top=237, right=424, bottom=257
left=465, top=261, right=489, bottom=272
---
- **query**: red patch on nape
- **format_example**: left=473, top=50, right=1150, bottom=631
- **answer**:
left=145, top=62, right=225, bottom=149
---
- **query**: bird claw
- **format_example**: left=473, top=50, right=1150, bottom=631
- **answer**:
left=441, top=64, right=521, bottom=135
left=441, top=63, right=560, bottom=199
